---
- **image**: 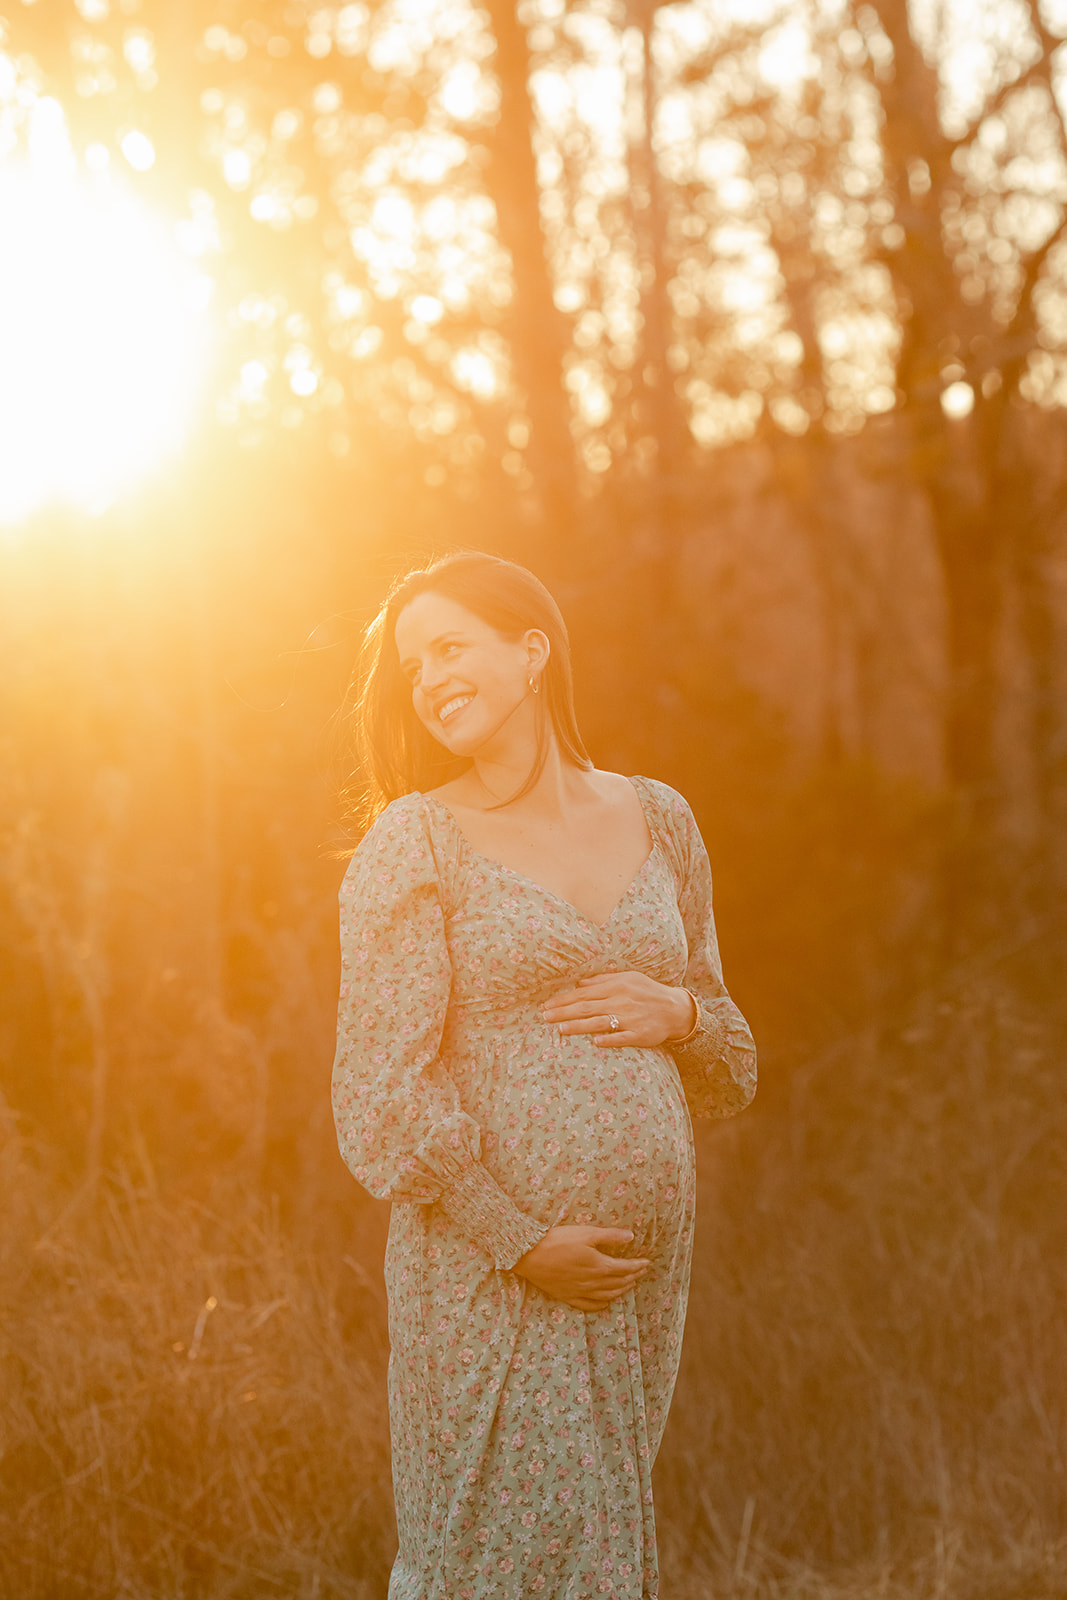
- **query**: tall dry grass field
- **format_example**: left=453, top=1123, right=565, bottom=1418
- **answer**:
left=3, top=961, right=1065, bottom=1599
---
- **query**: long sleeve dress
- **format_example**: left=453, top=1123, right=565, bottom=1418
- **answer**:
left=332, top=774, right=756, bottom=1600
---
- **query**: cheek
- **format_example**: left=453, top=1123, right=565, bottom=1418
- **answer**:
left=412, top=690, right=452, bottom=745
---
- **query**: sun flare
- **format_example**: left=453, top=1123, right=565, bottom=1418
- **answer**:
left=0, top=104, right=214, bottom=526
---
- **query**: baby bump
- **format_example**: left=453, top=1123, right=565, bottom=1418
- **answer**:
left=475, top=1034, right=695, bottom=1256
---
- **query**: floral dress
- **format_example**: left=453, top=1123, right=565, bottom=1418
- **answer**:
left=332, top=775, right=756, bottom=1600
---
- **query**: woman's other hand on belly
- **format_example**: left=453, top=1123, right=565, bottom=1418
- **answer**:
left=542, top=970, right=696, bottom=1048
left=511, top=1225, right=650, bottom=1313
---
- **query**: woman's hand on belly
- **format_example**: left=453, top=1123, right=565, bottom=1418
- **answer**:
left=542, top=970, right=696, bottom=1048
left=512, top=1225, right=650, bottom=1313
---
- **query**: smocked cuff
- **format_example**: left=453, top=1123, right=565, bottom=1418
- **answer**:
left=670, top=995, right=728, bottom=1060
left=438, top=1160, right=550, bottom=1271
left=669, top=996, right=757, bottom=1121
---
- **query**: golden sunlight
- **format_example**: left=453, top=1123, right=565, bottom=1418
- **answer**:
left=0, top=97, right=214, bottom=525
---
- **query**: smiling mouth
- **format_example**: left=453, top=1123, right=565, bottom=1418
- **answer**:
left=437, top=694, right=473, bottom=724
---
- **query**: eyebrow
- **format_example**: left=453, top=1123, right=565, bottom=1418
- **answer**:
left=398, top=630, right=466, bottom=671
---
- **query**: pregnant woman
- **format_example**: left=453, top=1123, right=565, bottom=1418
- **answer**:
left=332, top=551, right=756, bottom=1600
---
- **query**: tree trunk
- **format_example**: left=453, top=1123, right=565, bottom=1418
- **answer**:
left=626, top=0, right=688, bottom=489
left=1013, top=476, right=1067, bottom=901
left=481, top=0, right=578, bottom=550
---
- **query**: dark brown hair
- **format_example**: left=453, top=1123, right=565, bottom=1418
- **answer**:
left=341, top=551, right=591, bottom=835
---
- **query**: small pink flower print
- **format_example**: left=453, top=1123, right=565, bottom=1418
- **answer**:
left=330, top=780, right=755, bottom=1596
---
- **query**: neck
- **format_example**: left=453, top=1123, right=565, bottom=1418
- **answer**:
left=468, top=734, right=585, bottom=816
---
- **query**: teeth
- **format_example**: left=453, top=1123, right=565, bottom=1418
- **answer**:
left=438, top=695, right=472, bottom=723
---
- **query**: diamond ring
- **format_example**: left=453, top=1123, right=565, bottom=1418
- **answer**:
left=607, top=1014, right=621, bottom=1032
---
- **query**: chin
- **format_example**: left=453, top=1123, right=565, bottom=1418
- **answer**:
left=423, top=720, right=480, bottom=758
left=436, top=733, right=483, bottom=760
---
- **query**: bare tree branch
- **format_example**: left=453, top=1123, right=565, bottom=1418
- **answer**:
left=948, top=57, right=1047, bottom=155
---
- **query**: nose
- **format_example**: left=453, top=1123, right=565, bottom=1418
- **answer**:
left=415, top=659, right=450, bottom=696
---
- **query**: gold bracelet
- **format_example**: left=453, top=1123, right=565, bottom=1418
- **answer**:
left=670, top=989, right=702, bottom=1046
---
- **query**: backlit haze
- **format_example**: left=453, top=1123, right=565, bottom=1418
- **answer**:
left=0, top=0, right=1057, bottom=524
left=0, top=87, right=214, bottom=525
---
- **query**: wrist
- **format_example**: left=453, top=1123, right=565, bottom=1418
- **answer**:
left=513, top=1225, right=552, bottom=1276
left=667, top=987, right=700, bottom=1044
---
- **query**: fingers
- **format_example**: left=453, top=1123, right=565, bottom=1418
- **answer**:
left=588, top=1244, right=650, bottom=1268
left=589, top=1226, right=638, bottom=1248
left=545, top=1011, right=638, bottom=1044
left=542, top=977, right=630, bottom=1020
left=543, top=1001, right=613, bottom=1025
left=541, top=989, right=585, bottom=1015
left=523, top=1224, right=652, bottom=1312
left=584, top=1229, right=650, bottom=1270
left=567, top=1280, right=643, bottom=1312
left=587, top=1254, right=650, bottom=1288
left=590, top=1263, right=650, bottom=1289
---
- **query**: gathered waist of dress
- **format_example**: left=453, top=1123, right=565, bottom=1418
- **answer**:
left=443, top=990, right=559, bottom=1028
left=439, top=997, right=554, bottom=1066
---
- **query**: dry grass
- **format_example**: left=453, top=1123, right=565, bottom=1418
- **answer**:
left=2, top=969, right=1065, bottom=1599
left=658, top=970, right=1067, bottom=1599
left=0, top=1140, right=393, bottom=1598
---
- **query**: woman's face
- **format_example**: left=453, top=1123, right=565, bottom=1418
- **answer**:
left=394, top=591, right=547, bottom=758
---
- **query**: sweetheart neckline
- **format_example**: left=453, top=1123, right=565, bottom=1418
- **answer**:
left=418, top=777, right=661, bottom=932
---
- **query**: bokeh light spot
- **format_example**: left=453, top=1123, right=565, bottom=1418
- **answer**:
left=120, top=129, right=156, bottom=171
left=941, top=380, right=975, bottom=419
